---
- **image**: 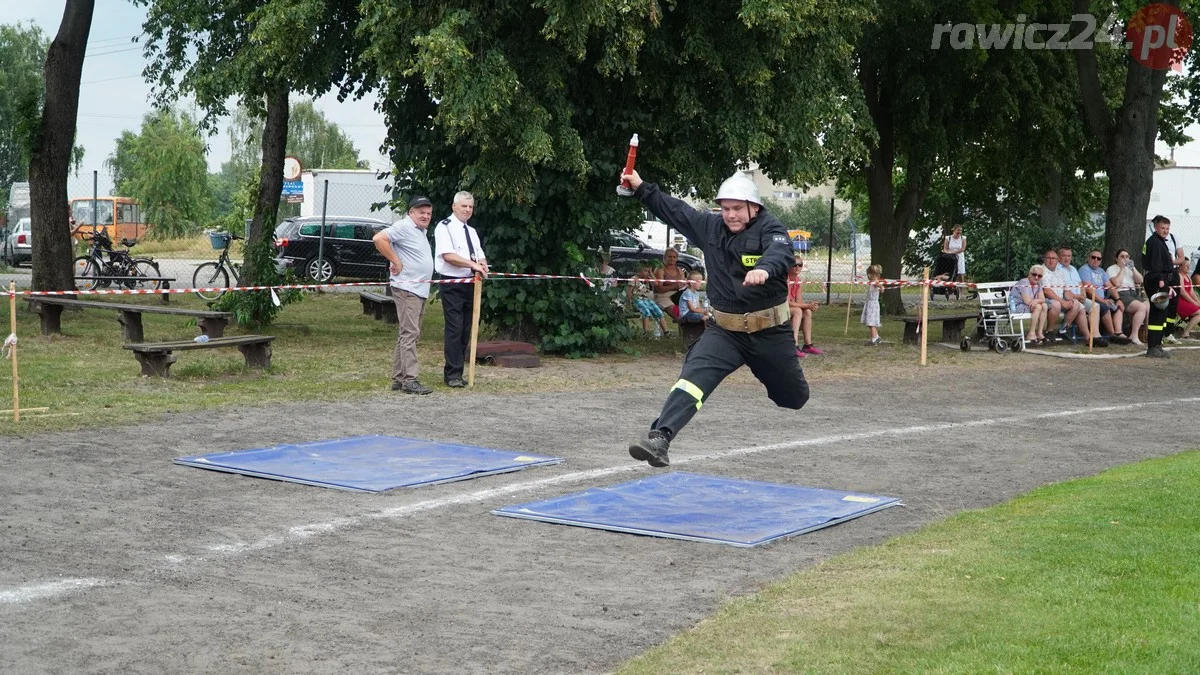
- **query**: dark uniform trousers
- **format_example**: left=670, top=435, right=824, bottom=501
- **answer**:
left=440, top=279, right=475, bottom=381
left=1145, top=271, right=1181, bottom=349
left=652, top=323, right=809, bottom=439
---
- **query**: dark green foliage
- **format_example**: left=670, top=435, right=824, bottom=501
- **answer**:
left=363, top=0, right=865, bottom=353
left=212, top=239, right=303, bottom=327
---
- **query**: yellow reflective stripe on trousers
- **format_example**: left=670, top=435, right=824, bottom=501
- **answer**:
left=1148, top=324, right=1164, bottom=331
left=671, top=379, right=704, bottom=410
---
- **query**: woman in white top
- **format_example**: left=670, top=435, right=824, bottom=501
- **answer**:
left=1106, top=248, right=1147, bottom=346
left=942, top=226, right=966, bottom=279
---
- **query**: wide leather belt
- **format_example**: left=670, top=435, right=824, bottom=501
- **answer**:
left=711, top=302, right=790, bottom=333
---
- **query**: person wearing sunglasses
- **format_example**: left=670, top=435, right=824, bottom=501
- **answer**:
left=1106, top=249, right=1147, bottom=346
left=1079, top=249, right=1131, bottom=344
left=1010, top=265, right=1048, bottom=344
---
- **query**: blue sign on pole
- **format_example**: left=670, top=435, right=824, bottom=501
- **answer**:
left=281, top=180, right=303, bottom=196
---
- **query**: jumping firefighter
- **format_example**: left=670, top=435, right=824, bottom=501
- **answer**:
left=622, top=169, right=810, bottom=467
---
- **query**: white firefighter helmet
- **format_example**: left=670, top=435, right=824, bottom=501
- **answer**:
left=715, top=172, right=762, bottom=207
left=1150, top=291, right=1171, bottom=310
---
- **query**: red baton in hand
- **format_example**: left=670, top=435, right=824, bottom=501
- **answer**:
left=616, top=133, right=639, bottom=197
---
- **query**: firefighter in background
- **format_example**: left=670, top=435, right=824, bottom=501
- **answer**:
left=1143, top=215, right=1180, bottom=359
left=622, top=169, right=809, bottom=467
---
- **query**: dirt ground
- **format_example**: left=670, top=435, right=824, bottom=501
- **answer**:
left=2, top=352, right=1198, bottom=674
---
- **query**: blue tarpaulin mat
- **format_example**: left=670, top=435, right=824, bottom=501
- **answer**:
left=493, top=472, right=901, bottom=547
left=175, top=435, right=562, bottom=493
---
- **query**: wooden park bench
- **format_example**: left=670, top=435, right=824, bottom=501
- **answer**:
left=898, top=311, right=977, bottom=345
left=74, top=276, right=176, bottom=304
left=359, top=291, right=397, bottom=324
left=27, top=297, right=234, bottom=342
left=123, top=335, right=275, bottom=377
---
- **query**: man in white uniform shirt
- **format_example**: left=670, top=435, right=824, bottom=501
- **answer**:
left=433, top=191, right=489, bottom=388
left=373, top=196, right=435, bottom=394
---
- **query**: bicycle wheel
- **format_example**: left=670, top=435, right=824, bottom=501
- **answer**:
left=192, top=262, right=229, bottom=300
left=73, top=256, right=100, bottom=291
left=131, top=259, right=162, bottom=291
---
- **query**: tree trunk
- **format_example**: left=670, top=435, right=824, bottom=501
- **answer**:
left=1074, top=0, right=1170, bottom=266
left=28, top=0, right=93, bottom=292
left=859, top=58, right=932, bottom=315
left=242, top=85, right=289, bottom=283
left=1038, top=166, right=1064, bottom=231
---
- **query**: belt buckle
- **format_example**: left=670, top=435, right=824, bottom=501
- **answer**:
left=740, top=312, right=750, bottom=331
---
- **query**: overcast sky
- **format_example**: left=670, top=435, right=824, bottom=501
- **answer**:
left=1, top=0, right=391, bottom=192
left=5, top=1, right=1200, bottom=197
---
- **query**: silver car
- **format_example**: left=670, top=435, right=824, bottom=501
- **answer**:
left=3, top=217, right=31, bottom=267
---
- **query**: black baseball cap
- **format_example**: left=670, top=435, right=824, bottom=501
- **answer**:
left=408, top=196, right=432, bottom=209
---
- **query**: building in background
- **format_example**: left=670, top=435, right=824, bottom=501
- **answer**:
left=1148, top=164, right=1200, bottom=251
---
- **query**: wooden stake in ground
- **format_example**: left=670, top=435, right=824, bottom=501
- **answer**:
left=1088, top=301, right=1100, bottom=352
left=844, top=278, right=854, bottom=336
left=467, top=273, right=483, bottom=387
left=8, top=281, right=19, bottom=422
left=920, top=267, right=930, bottom=366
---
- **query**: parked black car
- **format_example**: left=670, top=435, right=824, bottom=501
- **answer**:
left=605, top=231, right=704, bottom=277
left=273, top=215, right=393, bottom=282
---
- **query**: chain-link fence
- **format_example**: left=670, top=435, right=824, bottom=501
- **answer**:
left=0, top=171, right=404, bottom=294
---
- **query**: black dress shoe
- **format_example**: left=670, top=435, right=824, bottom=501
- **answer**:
left=390, top=381, right=402, bottom=391
left=446, top=377, right=466, bottom=388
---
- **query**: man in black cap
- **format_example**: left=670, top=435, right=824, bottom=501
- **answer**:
left=1142, top=215, right=1181, bottom=358
left=373, top=196, right=435, bottom=393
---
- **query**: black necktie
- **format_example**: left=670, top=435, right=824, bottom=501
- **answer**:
left=464, top=224, right=477, bottom=261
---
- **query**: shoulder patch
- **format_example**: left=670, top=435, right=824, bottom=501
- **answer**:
left=438, top=218, right=452, bottom=225
left=771, top=234, right=789, bottom=244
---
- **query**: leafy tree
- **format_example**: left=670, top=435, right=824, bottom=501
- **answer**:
left=0, top=23, right=48, bottom=210
left=212, top=99, right=369, bottom=220
left=140, top=0, right=374, bottom=324
left=29, top=0, right=93, bottom=292
left=361, top=0, right=868, bottom=354
left=107, top=108, right=212, bottom=239
left=1075, top=0, right=1200, bottom=263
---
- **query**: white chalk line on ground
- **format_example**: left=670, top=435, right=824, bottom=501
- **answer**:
left=12, top=396, right=1199, bottom=605
left=0, top=578, right=107, bottom=606
left=169, top=396, right=1200, bottom=566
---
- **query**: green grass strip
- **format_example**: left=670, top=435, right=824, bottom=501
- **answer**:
left=621, top=451, right=1200, bottom=674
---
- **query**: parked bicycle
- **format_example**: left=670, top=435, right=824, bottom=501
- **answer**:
left=192, top=231, right=242, bottom=300
left=73, top=229, right=162, bottom=291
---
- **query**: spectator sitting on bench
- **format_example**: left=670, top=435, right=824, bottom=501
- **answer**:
left=673, top=270, right=708, bottom=323
left=653, top=248, right=689, bottom=312
left=1011, top=264, right=1049, bottom=345
left=1107, top=249, right=1148, bottom=346
left=788, top=255, right=823, bottom=357
left=1175, top=258, right=1200, bottom=339
left=628, top=263, right=670, bottom=338
left=1079, top=249, right=1131, bottom=344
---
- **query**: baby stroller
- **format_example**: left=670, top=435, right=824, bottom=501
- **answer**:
left=931, top=253, right=961, bottom=299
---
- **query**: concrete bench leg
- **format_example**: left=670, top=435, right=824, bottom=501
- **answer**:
left=238, top=342, right=272, bottom=368
left=133, top=351, right=176, bottom=377
left=117, top=310, right=145, bottom=343
left=382, top=305, right=397, bottom=324
left=160, top=281, right=171, bottom=304
left=30, top=301, right=64, bottom=335
left=903, top=322, right=920, bottom=345
left=360, top=297, right=375, bottom=316
left=197, top=317, right=228, bottom=338
left=942, top=319, right=967, bottom=342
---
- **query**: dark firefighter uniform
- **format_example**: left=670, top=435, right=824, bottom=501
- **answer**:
left=634, top=182, right=810, bottom=442
left=1143, top=230, right=1179, bottom=350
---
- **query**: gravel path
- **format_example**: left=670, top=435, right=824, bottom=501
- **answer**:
left=2, top=354, right=1196, bottom=673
